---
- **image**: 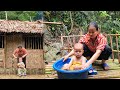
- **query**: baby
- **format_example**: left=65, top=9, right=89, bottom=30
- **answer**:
left=62, top=43, right=87, bottom=70
left=17, top=58, right=27, bottom=76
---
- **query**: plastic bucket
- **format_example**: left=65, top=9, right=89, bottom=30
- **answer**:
left=53, top=58, right=92, bottom=79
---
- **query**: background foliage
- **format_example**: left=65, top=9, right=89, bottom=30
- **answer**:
left=1, top=11, right=120, bottom=34
left=0, top=11, right=120, bottom=52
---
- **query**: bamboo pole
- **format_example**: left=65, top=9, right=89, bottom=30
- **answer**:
left=107, top=34, right=120, bottom=36
left=61, top=35, right=84, bottom=37
left=69, top=11, right=74, bottom=35
left=115, top=35, right=120, bottom=63
left=61, top=34, right=63, bottom=46
left=43, top=22, right=62, bottom=25
left=5, top=11, right=8, bottom=20
left=37, top=20, right=63, bottom=25
left=73, top=35, right=75, bottom=45
left=67, top=36, right=73, bottom=53
left=112, top=50, right=120, bottom=53
left=61, top=48, right=72, bottom=50
left=110, top=35, right=114, bottom=62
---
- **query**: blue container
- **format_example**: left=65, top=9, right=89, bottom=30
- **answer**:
left=53, top=58, right=92, bottom=79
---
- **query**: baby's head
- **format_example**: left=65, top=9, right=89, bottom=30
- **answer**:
left=73, top=43, right=84, bottom=58
left=17, top=62, right=25, bottom=68
left=19, top=57, right=22, bottom=63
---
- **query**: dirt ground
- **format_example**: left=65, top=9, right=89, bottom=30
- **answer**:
left=0, top=74, right=56, bottom=79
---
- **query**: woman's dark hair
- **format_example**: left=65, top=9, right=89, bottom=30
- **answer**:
left=87, top=21, right=99, bottom=31
left=18, top=46, right=22, bottom=48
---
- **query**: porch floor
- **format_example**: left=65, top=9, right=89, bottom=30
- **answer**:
left=0, top=59, right=120, bottom=79
left=45, top=59, right=120, bottom=79
left=88, top=59, right=120, bottom=79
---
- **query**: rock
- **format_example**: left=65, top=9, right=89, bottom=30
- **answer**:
left=43, top=43, right=63, bottom=62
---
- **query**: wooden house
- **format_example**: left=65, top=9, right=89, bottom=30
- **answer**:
left=0, top=20, right=45, bottom=74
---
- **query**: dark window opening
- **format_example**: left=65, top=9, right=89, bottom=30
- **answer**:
left=0, top=35, right=4, bottom=48
left=24, top=36, right=43, bottom=49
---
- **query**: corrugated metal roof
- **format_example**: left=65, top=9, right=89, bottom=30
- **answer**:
left=0, top=20, right=44, bottom=33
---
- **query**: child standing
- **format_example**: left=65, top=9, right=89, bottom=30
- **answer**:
left=17, top=57, right=27, bottom=77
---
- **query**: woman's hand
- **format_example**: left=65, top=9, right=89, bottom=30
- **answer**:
left=62, top=55, right=69, bottom=62
left=62, top=49, right=74, bottom=62
left=81, top=63, right=90, bottom=69
left=14, top=56, right=17, bottom=59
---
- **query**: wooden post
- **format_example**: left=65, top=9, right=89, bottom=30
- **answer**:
left=115, top=35, right=120, bottom=63
left=5, top=11, right=8, bottom=20
left=109, top=35, right=114, bottom=62
left=60, top=34, right=64, bottom=56
left=73, top=35, right=75, bottom=45
left=61, top=34, right=63, bottom=46
left=67, top=36, right=72, bottom=53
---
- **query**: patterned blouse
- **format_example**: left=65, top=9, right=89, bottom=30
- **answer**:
left=79, top=33, right=107, bottom=53
left=13, top=48, right=27, bottom=57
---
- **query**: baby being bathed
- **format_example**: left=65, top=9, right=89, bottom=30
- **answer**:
left=62, top=43, right=87, bottom=70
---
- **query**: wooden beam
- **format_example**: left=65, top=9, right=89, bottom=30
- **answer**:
left=107, top=34, right=120, bottom=36
left=37, top=20, right=63, bottom=25
left=61, top=48, right=72, bottom=50
left=61, top=35, right=84, bottom=37
left=112, top=50, right=120, bottom=53
left=43, top=22, right=63, bottom=25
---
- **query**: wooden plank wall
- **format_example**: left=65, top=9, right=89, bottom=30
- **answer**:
left=26, top=49, right=44, bottom=69
left=5, top=33, right=23, bottom=68
left=0, top=49, right=5, bottom=68
left=5, top=33, right=45, bottom=69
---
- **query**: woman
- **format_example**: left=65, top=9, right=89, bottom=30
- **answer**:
left=63, top=22, right=112, bottom=71
left=13, top=46, right=28, bottom=68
